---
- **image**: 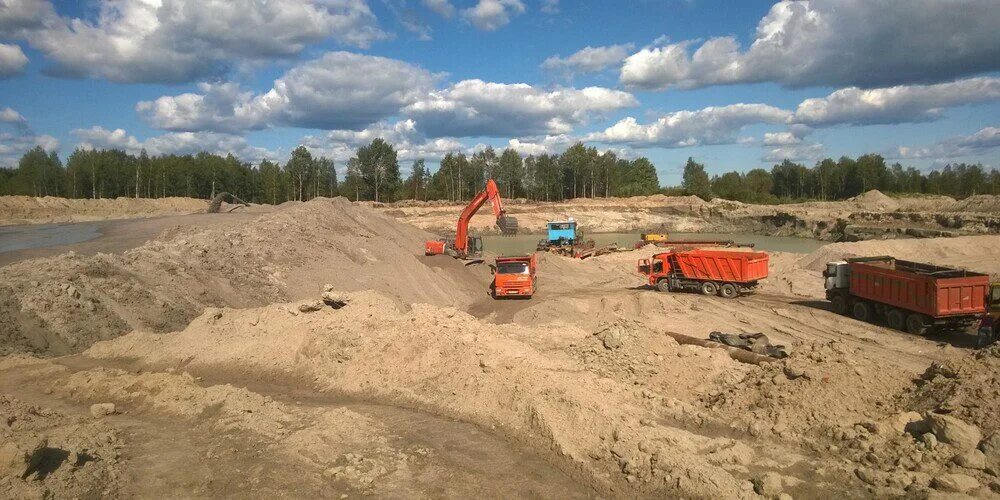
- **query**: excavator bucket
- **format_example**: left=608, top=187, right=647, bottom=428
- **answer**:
left=497, top=215, right=519, bottom=236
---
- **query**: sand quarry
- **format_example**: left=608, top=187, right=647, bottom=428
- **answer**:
left=2, top=195, right=1000, bottom=498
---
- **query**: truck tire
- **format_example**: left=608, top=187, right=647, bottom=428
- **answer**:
left=852, top=301, right=872, bottom=322
left=886, top=309, right=905, bottom=331
left=906, top=314, right=929, bottom=335
left=656, top=279, right=671, bottom=293
left=719, top=283, right=738, bottom=299
left=831, top=295, right=848, bottom=315
left=701, top=282, right=718, bottom=296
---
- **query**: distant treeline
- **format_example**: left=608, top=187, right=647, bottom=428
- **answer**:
left=0, top=140, right=661, bottom=203
left=678, top=156, right=1000, bottom=203
left=2, top=142, right=996, bottom=205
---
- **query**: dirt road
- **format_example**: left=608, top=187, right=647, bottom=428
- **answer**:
left=3, top=197, right=1000, bottom=498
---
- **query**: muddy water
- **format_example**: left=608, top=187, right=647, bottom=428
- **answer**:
left=0, top=222, right=102, bottom=252
left=484, top=231, right=826, bottom=255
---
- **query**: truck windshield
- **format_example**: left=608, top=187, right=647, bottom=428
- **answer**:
left=549, top=223, right=572, bottom=230
left=497, top=262, right=530, bottom=274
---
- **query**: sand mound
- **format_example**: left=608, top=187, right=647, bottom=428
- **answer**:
left=80, top=291, right=777, bottom=497
left=903, top=346, right=1000, bottom=435
left=849, top=190, right=901, bottom=211
left=949, top=194, right=1000, bottom=214
left=0, top=197, right=485, bottom=356
left=0, top=196, right=212, bottom=225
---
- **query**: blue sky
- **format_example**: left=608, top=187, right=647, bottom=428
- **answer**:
left=1, top=0, right=998, bottom=185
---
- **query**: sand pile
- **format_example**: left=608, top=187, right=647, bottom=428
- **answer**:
left=902, top=346, right=1000, bottom=436
left=948, top=194, right=1000, bottom=214
left=0, top=197, right=485, bottom=356
left=849, top=190, right=901, bottom=211
left=0, top=196, right=212, bottom=225
left=80, top=290, right=818, bottom=497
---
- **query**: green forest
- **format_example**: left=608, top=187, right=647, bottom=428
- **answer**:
left=1, top=138, right=997, bottom=204
left=0, top=140, right=659, bottom=203
left=679, top=156, right=1000, bottom=203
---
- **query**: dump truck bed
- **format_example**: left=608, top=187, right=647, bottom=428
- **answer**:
left=667, top=249, right=769, bottom=284
left=849, top=257, right=989, bottom=318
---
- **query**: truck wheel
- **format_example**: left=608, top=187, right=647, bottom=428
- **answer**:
left=852, top=301, right=872, bottom=322
left=886, top=309, right=905, bottom=331
left=906, top=314, right=929, bottom=335
left=656, top=280, right=671, bottom=293
left=831, top=296, right=848, bottom=315
left=701, top=282, right=718, bottom=296
left=719, top=283, right=738, bottom=299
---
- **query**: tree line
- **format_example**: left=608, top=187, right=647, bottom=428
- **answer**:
left=680, top=155, right=1000, bottom=203
left=5, top=141, right=996, bottom=205
left=0, top=140, right=661, bottom=203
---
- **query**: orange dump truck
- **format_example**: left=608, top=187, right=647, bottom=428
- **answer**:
left=638, top=249, right=769, bottom=298
left=824, top=256, right=990, bottom=335
left=492, top=254, right=537, bottom=299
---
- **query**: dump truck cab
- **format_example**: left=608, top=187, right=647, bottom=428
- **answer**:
left=493, top=254, right=537, bottom=299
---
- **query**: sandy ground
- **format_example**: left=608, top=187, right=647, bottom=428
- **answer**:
left=384, top=190, right=1000, bottom=241
left=0, top=196, right=223, bottom=225
left=3, top=197, right=1000, bottom=498
left=0, top=210, right=275, bottom=267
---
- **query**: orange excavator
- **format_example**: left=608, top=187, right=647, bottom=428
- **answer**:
left=425, top=179, right=518, bottom=259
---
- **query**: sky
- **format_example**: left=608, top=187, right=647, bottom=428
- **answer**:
left=0, top=0, right=998, bottom=186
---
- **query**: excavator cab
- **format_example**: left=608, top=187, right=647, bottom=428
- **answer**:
left=466, top=236, right=484, bottom=258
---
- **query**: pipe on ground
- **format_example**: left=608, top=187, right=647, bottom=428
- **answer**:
left=664, top=331, right=780, bottom=365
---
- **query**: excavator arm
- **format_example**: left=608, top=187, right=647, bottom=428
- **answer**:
left=425, top=179, right=518, bottom=258
left=453, top=179, right=517, bottom=254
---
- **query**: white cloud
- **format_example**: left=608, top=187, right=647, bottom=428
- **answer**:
left=0, top=132, right=58, bottom=165
left=793, top=77, right=1000, bottom=126
left=0, top=43, right=28, bottom=77
left=71, top=126, right=276, bottom=162
left=462, top=0, right=525, bottom=31
left=541, top=44, right=634, bottom=77
left=620, top=0, right=1000, bottom=90
left=587, top=103, right=791, bottom=148
left=404, top=79, right=636, bottom=138
left=137, top=82, right=272, bottom=134
left=0, top=107, right=28, bottom=129
left=139, top=52, right=439, bottom=132
left=300, top=119, right=462, bottom=162
left=540, top=0, right=559, bottom=14
left=0, top=106, right=58, bottom=165
left=761, top=143, right=824, bottom=163
left=505, top=134, right=575, bottom=156
left=422, top=0, right=456, bottom=18
left=891, top=126, right=1000, bottom=160
left=762, top=132, right=802, bottom=146
left=6, top=0, right=388, bottom=83
left=0, top=0, right=57, bottom=38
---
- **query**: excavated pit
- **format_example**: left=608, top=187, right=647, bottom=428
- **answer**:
left=2, top=195, right=1000, bottom=497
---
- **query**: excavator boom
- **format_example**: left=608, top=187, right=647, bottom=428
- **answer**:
left=454, top=179, right=517, bottom=253
left=424, top=179, right=518, bottom=258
